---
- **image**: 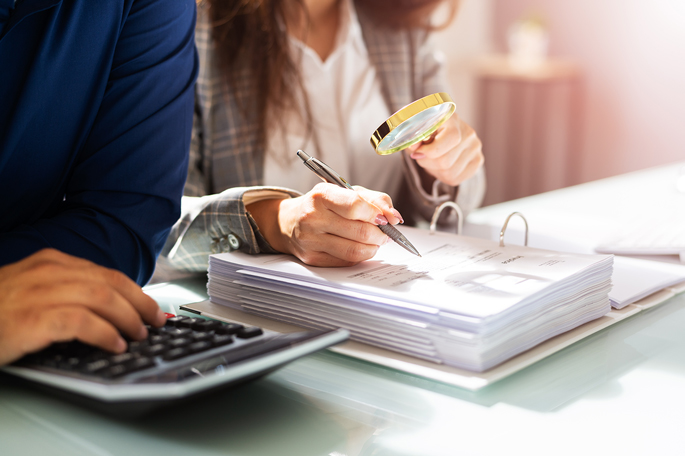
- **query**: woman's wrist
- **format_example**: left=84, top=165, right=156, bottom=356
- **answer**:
left=246, top=198, right=289, bottom=254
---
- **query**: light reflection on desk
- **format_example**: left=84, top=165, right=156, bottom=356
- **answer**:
left=2, top=280, right=685, bottom=455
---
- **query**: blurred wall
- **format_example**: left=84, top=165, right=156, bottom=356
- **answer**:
left=492, top=0, right=685, bottom=183
left=433, top=0, right=494, bottom=125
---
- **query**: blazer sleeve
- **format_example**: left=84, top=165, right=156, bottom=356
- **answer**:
left=159, top=187, right=300, bottom=273
left=402, top=29, right=486, bottom=224
left=157, top=89, right=301, bottom=273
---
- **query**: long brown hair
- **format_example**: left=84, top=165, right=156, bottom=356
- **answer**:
left=204, top=0, right=458, bottom=157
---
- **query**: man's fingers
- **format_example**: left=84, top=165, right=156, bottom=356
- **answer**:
left=0, top=306, right=126, bottom=366
left=0, top=250, right=161, bottom=366
left=12, top=257, right=166, bottom=329
left=2, top=248, right=80, bottom=275
left=40, top=307, right=127, bottom=354
left=17, top=280, right=150, bottom=341
left=96, top=268, right=165, bottom=327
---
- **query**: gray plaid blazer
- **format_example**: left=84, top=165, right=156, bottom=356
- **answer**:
left=158, top=3, right=485, bottom=274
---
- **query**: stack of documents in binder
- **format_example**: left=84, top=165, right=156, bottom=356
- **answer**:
left=207, top=226, right=613, bottom=372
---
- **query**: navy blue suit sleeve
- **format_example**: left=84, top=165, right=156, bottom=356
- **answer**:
left=0, top=0, right=198, bottom=285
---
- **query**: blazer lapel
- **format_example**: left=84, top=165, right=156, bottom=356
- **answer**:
left=356, top=7, right=415, bottom=114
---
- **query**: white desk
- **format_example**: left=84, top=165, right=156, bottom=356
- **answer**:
left=465, top=161, right=685, bottom=263
left=2, top=165, right=685, bottom=456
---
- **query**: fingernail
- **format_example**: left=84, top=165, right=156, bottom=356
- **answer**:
left=115, top=337, right=127, bottom=353
left=375, top=215, right=388, bottom=225
left=391, top=209, right=404, bottom=224
left=156, top=308, right=166, bottom=326
left=411, top=153, right=425, bottom=159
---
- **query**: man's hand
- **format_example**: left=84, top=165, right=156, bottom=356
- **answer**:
left=0, top=249, right=167, bottom=366
left=247, top=183, right=404, bottom=267
left=407, top=114, right=484, bottom=187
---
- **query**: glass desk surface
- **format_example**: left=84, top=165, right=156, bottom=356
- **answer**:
left=2, top=275, right=685, bottom=456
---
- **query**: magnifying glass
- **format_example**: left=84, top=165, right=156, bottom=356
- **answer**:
left=370, top=92, right=456, bottom=155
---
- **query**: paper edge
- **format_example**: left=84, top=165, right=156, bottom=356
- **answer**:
left=181, top=291, right=676, bottom=391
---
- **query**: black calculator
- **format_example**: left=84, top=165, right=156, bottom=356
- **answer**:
left=1, top=313, right=348, bottom=416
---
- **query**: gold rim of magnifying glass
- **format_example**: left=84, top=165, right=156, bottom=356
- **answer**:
left=370, top=92, right=455, bottom=155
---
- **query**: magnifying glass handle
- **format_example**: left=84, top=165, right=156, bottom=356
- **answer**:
left=421, top=131, right=438, bottom=145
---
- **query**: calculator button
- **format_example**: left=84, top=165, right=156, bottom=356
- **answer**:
left=128, top=340, right=149, bottom=352
left=177, top=318, right=203, bottom=329
left=168, top=338, right=192, bottom=349
left=188, top=341, right=212, bottom=354
left=150, top=334, right=171, bottom=344
left=58, top=357, right=82, bottom=370
left=82, top=359, right=110, bottom=374
left=236, top=327, right=263, bottom=339
left=163, top=347, right=189, bottom=361
left=191, top=331, right=212, bottom=342
left=142, top=344, right=167, bottom=357
left=102, top=364, right=130, bottom=379
left=215, top=323, right=243, bottom=335
left=192, top=320, right=222, bottom=332
left=164, top=327, right=193, bottom=338
left=211, top=334, right=234, bottom=347
left=108, top=353, right=137, bottom=365
left=165, top=315, right=189, bottom=327
left=127, top=357, right=155, bottom=373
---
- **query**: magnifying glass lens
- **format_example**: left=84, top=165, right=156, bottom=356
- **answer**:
left=377, top=103, right=454, bottom=154
left=371, top=93, right=456, bottom=155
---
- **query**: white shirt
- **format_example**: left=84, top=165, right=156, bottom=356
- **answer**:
left=263, top=0, right=402, bottom=199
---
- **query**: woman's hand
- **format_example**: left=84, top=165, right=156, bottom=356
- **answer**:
left=0, top=249, right=167, bottom=366
left=407, top=114, right=484, bottom=187
left=247, top=183, right=404, bottom=267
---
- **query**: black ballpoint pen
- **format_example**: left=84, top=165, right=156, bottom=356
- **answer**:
left=297, top=150, right=421, bottom=257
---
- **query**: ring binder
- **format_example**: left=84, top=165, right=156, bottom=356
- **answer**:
left=429, top=201, right=464, bottom=235
left=499, top=212, right=529, bottom=247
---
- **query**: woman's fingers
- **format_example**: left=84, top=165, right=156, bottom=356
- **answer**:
left=313, top=183, right=403, bottom=226
left=410, top=120, right=462, bottom=160
left=408, top=115, right=484, bottom=186
left=249, top=183, right=403, bottom=267
left=353, top=186, right=404, bottom=225
left=419, top=129, right=482, bottom=184
left=292, top=230, right=382, bottom=267
left=272, top=184, right=399, bottom=266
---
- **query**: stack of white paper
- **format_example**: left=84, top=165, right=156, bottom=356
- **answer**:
left=609, top=257, right=685, bottom=309
left=207, top=226, right=613, bottom=372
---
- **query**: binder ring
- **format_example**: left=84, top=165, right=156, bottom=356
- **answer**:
left=499, top=212, right=529, bottom=247
left=429, top=201, right=463, bottom=235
